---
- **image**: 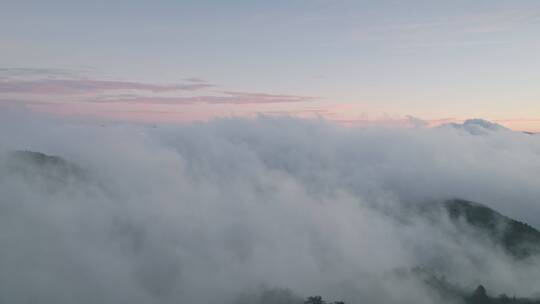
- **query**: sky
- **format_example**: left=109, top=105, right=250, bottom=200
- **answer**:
left=2, top=2, right=540, bottom=302
left=1, top=0, right=540, bottom=130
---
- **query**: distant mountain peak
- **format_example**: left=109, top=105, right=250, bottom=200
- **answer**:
left=441, top=119, right=509, bottom=135
left=462, top=119, right=505, bottom=130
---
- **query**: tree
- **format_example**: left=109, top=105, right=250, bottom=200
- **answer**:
left=305, top=296, right=325, bottom=304
left=468, top=285, right=489, bottom=304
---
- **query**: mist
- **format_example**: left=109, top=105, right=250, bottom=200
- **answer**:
left=1, top=109, right=540, bottom=304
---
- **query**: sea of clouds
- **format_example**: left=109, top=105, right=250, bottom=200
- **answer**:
left=1, top=108, right=539, bottom=304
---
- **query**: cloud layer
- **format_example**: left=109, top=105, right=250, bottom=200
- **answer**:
left=0, top=68, right=317, bottom=107
left=0, top=79, right=214, bottom=94
left=0, top=110, right=539, bottom=304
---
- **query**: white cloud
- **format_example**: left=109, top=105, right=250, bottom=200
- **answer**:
left=1, top=110, right=539, bottom=303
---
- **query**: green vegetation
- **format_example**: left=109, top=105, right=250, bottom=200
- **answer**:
left=465, top=285, right=540, bottom=304
left=304, top=296, right=344, bottom=304
left=444, top=199, right=540, bottom=258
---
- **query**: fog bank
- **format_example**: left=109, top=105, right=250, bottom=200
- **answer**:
left=1, top=110, right=540, bottom=303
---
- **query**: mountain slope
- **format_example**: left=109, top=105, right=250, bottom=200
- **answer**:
left=444, top=199, right=540, bottom=259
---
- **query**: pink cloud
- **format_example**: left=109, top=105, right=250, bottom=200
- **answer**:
left=0, top=79, right=213, bottom=95
left=183, top=77, right=207, bottom=83
left=89, top=91, right=318, bottom=105
left=0, top=69, right=317, bottom=106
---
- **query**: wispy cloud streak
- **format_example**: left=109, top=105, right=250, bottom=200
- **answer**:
left=0, top=79, right=213, bottom=94
left=91, top=91, right=318, bottom=105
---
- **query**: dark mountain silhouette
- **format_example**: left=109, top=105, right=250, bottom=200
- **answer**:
left=5, top=150, right=85, bottom=180
left=9, top=150, right=75, bottom=170
left=464, top=284, right=540, bottom=304
left=443, top=199, right=540, bottom=258
left=413, top=199, right=540, bottom=303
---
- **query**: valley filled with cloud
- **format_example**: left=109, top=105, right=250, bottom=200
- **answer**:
left=1, top=109, right=539, bottom=303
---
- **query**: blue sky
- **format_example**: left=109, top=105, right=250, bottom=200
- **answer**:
left=1, top=0, right=540, bottom=129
